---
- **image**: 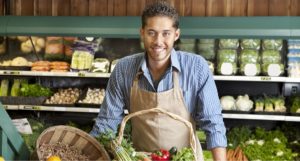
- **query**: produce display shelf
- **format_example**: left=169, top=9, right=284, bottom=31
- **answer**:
left=4, top=105, right=100, bottom=113
left=3, top=104, right=300, bottom=122
left=214, top=76, right=299, bottom=83
left=222, top=113, right=300, bottom=122
left=1, top=70, right=300, bottom=82
left=0, top=70, right=111, bottom=78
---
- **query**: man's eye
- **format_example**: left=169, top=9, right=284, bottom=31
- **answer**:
left=148, top=31, right=156, bottom=36
left=163, top=32, right=170, bottom=37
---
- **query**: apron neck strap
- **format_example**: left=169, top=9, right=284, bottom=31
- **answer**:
left=172, top=70, right=180, bottom=89
left=132, top=68, right=180, bottom=89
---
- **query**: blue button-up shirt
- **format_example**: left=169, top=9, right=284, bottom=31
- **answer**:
left=90, top=49, right=227, bottom=149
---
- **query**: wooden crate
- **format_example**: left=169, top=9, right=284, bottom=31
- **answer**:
left=36, top=125, right=111, bottom=161
left=0, top=103, right=30, bottom=160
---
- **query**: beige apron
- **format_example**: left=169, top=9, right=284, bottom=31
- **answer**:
left=130, top=70, right=204, bottom=161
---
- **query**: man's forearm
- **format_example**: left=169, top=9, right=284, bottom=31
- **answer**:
left=211, top=147, right=226, bottom=161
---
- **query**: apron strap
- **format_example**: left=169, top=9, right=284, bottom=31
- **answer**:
left=132, top=68, right=181, bottom=91
left=172, top=70, right=180, bottom=90
left=132, top=70, right=143, bottom=89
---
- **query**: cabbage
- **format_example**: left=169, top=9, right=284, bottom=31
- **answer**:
left=240, top=49, right=260, bottom=64
left=177, top=43, right=195, bottom=53
left=179, top=39, right=195, bottom=44
left=220, top=96, right=236, bottom=110
left=262, top=39, right=283, bottom=50
left=262, top=50, right=282, bottom=64
left=236, top=94, right=253, bottom=111
left=219, top=39, right=239, bottom=49
left=197, top=43, right=214, bottom=50
left=199, top=39, right=215, bottom=44
left=198, top=49, right=215, bottom=61
left=241, top=39, right=261, bottom=50
left=217, top=49, right=237, bottom=63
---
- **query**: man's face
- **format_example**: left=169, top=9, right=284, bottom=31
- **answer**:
left=140, top=16, right=180, bottom=62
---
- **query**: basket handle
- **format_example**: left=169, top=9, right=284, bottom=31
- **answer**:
left=117, top=107, right=197, bottom=160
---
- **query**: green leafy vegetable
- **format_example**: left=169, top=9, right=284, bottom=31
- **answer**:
left=20, top=83, right=53, bottom=97
left=0, top=79, right=9, bottom=96
left=11, top=79, right=21, bottom=96
left=240, top=49, right=259, bottom=64
left=262, top=39, right=283, bottom=50
left=172, top=147, right=195, bottom=161
left=241, top=39, right=261, bottom=50
left=227, top=126, right=252, bottom=149
left=219, top=39, right=239, bottom=49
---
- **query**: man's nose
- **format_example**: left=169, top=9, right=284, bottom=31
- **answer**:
left=154, top=33, right=163, bottom=44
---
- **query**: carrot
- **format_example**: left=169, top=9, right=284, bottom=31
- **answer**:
left=226, top=149, right=234, bottom=161
left=237, top=148, right=243, bottom=161
left=233, top=146, right=240, bottom=159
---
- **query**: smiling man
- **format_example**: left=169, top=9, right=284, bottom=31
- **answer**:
left=90, top=1, right=227, bottom=161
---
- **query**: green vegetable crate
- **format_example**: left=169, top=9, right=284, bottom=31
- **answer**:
left=0, top=103, right=30, bottom=160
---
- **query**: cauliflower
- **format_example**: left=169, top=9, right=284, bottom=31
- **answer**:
left=11, top=57, right=29, bottom=66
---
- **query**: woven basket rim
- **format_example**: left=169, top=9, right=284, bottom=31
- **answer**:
left=36, top=125, right=111, bottom=160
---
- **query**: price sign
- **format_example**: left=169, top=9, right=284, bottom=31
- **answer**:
left=24, top=106, right=33, bottom=110
left=78, top=72, right=86, bottom=77
left=260, top=76, right=271, bottom=81
left=32, top=106, right=41, bottom=110
left=10, top=71, right=20, bottom=75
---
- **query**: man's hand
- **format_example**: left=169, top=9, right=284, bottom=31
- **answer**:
left=211, top=147, right=226, bottom=161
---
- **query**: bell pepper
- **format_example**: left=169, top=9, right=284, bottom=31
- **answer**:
left=151, top=149, right=170, bottom=161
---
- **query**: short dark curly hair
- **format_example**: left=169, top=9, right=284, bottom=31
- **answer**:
left=141, top=1, right=179, bottom=29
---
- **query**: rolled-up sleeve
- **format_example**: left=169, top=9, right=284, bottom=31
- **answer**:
left=195, top=62, right=227, bottom=149
left=90, top=62, right=126, bottom=137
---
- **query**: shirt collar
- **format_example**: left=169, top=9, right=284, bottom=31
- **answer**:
left=140, top=48, right=181, bottom=73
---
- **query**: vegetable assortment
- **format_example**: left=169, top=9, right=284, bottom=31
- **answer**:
left=96, top=131, right=196, bottom=161
left=227, top=126, right=297, bottom=161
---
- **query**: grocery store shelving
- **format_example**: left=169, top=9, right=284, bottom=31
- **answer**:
left=3, top=104, right=100, bottom=113
left=222, top=113, right=300, bottom=122
left=0, top=70, right=299, bottom=82
left=4, top=104, right=300, bottom=121
left=0, top=70, right=111, bottom=78
left=213, top=75, right=300, bottom=83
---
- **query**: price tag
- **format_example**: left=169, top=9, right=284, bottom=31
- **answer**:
left=78, top=72, right=86, bottom=77
left=24, top=106, right=33, bottom=110
left=10, top=71, right=20, bottom=75
left=260, top=76, right=271, bottom=81
left=32, top=106, right=41, bottom=110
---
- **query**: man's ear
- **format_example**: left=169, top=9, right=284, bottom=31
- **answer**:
left=175, top=28, right=180, bottom=41
left=140, top=28, right=144, bottom=40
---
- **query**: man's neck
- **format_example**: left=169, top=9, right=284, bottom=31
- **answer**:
left=148, top=59, right=171, bottom=82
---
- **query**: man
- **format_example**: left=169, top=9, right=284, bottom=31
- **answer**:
left=90, top=1, right=227, bottom=161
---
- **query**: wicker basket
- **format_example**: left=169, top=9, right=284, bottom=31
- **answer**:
left=114, top=107, right=198, bottom=160
left=36, top=125, right=111, bottom=161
